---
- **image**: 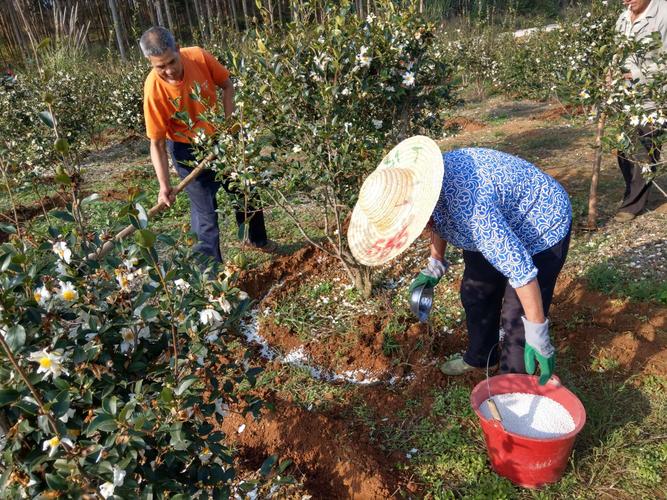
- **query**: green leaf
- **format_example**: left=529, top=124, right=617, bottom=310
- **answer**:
left=174, top=375, right=198, bottom=396
left=45, top=473, right=68, bottom=491
left=51, top=210, right=75, bottom=222
left=5, top=325, right=26, bottom=351
left=0, top=224, right=16, bottom=234
left=278, top=459, right=292, bottom=473
left=135, top=203, right=148, bottom=229
left=86, top=413, right=117, bottom=434
left=140, top=305, right=159, bottom=321
left=102, top=396, right=118, bottom=416
left=36, top=37, right=51, bottom=50
left=15, top=399, right=38, bottom=416
left=38, top=110, right=55, bottom=128
left=81, top=193, right=101, bottom=205
left=260, top=455, right=278, bottom=477
left=0, top=389, right=20, bottom=407
left=160, top=387, right=173, bottom=403
left=135, top=229, right=156, bottom=248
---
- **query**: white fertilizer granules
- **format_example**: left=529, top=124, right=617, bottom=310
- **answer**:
left=480, top=392, right=575, bottom=439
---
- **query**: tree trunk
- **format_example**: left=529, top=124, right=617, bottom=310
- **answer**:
left=193, top=0, right=207, bottom=38
left=586, top=111, right=607, bottom=229
left=350, top=264, right=372, bottom=299
left=185, top=0, right=194, bottom=38
left=240, top=0, right=249, bottom=29
left=109, top=0, right=128, bottom=60
left=206, top=0, right=215, bottom=39
left=163, top=0, right=175, bottom=35
left=154, top=0, right=165, bottom=26
left=146, top=0, right=157, bottom=25
left=228, top=0, right=239, bottom=31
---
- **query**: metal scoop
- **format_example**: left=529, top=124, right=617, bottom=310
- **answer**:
left=409, top=284, right=434, bottom=323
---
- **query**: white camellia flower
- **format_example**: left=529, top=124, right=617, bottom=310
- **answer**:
left=29, top=349, right=68, bottom=380
left=52, top=241, right=72, bottom=264
left=372, top=119, right=383, bottom=130
left=115, top=269, right=131, bottom=292
left=58, top=281, right=78, bottom=302
left=356, top=46, right=372, bottom=68
left=238, top=291, right=249, bottom=301
left=42, top=435, right=74, bottom=457
left=402, top=71, right=415, bottom=87
left=199, top=447, right=213, bottom=464
left=199, top=308, right=222, bottom=326
left=100, top=482, right=115, bottom=499
left=55, top=261, right=68, bottom=276
left=174, top=279, right=191, bottom=291
left=123, top=256, right=138, bottom=270
left=112, top=466, right=126, bottom=487
left=33, top=285, right=51, bottom=306
left=59, top=408, right=76, bottom=423
left=119, top=328, right=136, bottom=353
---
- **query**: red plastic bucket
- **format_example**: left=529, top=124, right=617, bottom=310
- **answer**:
left=470, top=374, right=586, bottom=489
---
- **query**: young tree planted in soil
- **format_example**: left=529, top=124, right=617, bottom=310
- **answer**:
left=559, top=2, right=667, bottom=228
left=197, top=0, right=455, bottom=297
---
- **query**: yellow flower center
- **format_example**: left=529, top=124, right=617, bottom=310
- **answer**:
left=34, top=292, right=42, bottom=302
left=62, top=290, right=76, bottom=301
left=49, top=436, right=60, bottom=447
left=39, top=357, right=53, bottom=369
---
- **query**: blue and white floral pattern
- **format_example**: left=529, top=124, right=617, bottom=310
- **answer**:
left=432, top=148, right=572, bottom=288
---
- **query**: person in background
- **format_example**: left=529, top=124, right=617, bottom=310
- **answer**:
left=140, top=26, right=275, bottom=262
left=613, top=0, right=667, bottom=222
left=348, top=137, right=572, bottom=385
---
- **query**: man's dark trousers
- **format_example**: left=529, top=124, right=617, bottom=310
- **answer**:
left=459, top=227, right=571, bottom=374
left=170, top=141, right=268, bottom=262
left=617, top=125, right=662, bottom=216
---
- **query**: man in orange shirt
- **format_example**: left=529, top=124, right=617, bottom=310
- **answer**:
left=140, top=26, right=271, bottom=262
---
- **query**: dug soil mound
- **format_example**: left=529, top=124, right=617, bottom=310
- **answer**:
left=226, top=242, right=667, bottom=498
left=221, top=397, right=401, bottom=499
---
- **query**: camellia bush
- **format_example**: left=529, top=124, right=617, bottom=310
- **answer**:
left=194, top=0, right=455, bottom=297
left=0, top=50, right=145, bottom=184
left=0, top=52, right=263, bottom=497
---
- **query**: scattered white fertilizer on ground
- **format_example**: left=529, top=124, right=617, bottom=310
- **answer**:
left=480, top=392, right=575, bottom=439
left=238, top=283, right=406, bottom=386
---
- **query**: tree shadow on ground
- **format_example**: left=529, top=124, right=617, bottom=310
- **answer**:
left=492, top=125, right=592, bottom=170
left=551, top=259, right=667, bottom=462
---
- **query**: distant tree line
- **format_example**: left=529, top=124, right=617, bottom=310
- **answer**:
left=0, top=0, right=588, bottom=65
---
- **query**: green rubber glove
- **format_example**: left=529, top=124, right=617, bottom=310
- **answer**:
left=524, top=344, right=555, bottom=385
left=522, top=316, right=555, bottom=385
left=408, top=257, right=448, bottom=294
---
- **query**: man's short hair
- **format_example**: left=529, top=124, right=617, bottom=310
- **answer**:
left=139, top=27, right=177, bottom=57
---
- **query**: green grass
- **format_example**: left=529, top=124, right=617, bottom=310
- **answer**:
left=586, top=262, right=667, bottom=304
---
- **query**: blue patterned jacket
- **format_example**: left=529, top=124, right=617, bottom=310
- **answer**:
left=432, top=148, right=572, bottom=288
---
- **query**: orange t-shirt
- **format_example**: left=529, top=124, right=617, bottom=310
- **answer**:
left=143, top=46, right=230, bottom=143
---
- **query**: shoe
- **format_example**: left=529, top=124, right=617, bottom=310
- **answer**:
left=439, top=355, right=477, bottom=376
left=613, top=211, right=637, bottom=223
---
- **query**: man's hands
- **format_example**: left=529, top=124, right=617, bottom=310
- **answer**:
left=158, top=185, right=176, bottom=207
left=522, top=316, right=555, bottom=385
left=409, top=257, right=449, bottom=293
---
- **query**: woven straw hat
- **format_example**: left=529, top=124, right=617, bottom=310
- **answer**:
left=348, top=135, right=444, bottom=266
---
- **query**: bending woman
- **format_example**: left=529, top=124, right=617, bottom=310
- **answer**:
left=347, top=136, right=572, bottom=384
